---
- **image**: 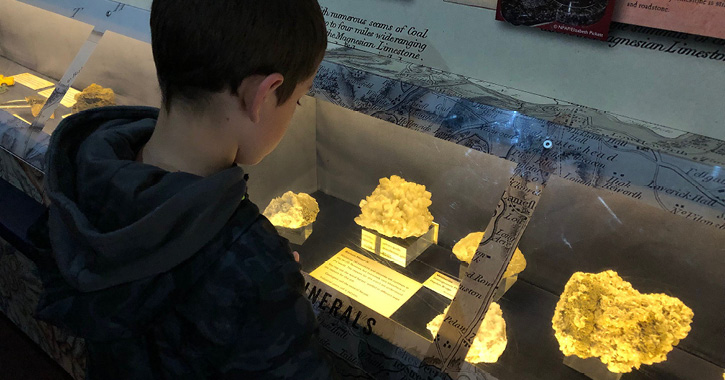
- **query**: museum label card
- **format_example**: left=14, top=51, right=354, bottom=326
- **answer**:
left=310, top=248, right=422, bottom=318
left=496, top=0, right=617, bottom=40
left=614, top=2, right=725, bottom=40
left=13, top=73, right=54, bottom=90
left=379, top=238, right=407, bottom=267
left=423, top=272, right=460, bottom=300
left=38, top=87, right=80, bottom=108
left=360, top=229, right=377, bottom=253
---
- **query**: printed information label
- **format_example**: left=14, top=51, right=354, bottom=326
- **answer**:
left=380, top=238, right=407, bottom=267
left=13, top=73, right=54, bottom=90
left=423, top=272, right=460, bottom=300
left=310, top=248, right=422, bottom=318
left=361, top=229, right=377, bottom=252
left=38, top=87, right=81, bottom=108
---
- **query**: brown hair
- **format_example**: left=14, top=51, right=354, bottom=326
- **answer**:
left=150, top=0, right=327, bottom=112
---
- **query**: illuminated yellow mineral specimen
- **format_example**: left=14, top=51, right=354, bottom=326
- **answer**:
left=72, top=83, right=116, bottom=113
left=552, top=270, right=694, bottom=373
left=25, top=96, right=54, bottom=119
left=452, top=231, right=526, bottom=278
left=355, top=175, right=434, bottom=239
left=263, top=191, right=319, bottom=229
left=427, top=302, right=507, bottom=364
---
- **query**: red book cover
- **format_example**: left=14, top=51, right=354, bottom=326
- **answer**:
left=496, top=0, right=617, bottom=40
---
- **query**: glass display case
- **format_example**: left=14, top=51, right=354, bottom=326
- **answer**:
left=0, top=0, right=157, bottom=172
left=289, top=54, right=725, bottom=379
left=0, top=1, right=723, bottom=379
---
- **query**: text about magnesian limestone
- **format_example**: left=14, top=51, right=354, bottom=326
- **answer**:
left=322, top=7, right=431, bottom=61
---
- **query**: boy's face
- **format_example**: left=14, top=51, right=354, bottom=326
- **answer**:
left=237, top=75, right=316, bottom=165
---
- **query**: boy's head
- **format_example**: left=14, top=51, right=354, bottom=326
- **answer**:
left=150, top=0, right=327, bottom=165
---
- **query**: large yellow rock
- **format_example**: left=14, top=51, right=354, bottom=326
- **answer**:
left=263, top=191, right=319, bottom=229
left=452, top=231, right=526, bottom=278
left=72, top=83, right=116, bottom=113
left=427, top=302, right=507, bottom=364
left=355, top=176, right=434, bottom=239
left=553, top=270, right=694, bottom=373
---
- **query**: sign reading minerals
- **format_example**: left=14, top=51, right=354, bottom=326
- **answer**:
left=495, top=0, right=618, bottom=40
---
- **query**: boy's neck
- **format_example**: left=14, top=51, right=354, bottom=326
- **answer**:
left=139, top=105, right=238, bottom=177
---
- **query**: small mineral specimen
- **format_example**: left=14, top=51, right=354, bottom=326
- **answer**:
left=25, top=96, right=53, bottom=119
left=72, top=83, right=116, bottom=113
left=355, top=175, right=434, bottom=239
left=263, top=192, right=319, bottom=229
left=452, top=231, right=526, bottom=278
left=427, top=302, right=507, bottom=364
left=552, top=271, right=694, bottom=373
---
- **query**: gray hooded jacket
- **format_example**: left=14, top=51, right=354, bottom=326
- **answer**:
left=36, top=106, right=335, bottom=380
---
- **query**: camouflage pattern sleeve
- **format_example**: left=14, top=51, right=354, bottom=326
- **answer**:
left=154, top=215, right=338, bottom=379
left=218, top=259, right=337, bottom=379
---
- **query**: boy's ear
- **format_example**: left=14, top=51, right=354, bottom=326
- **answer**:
left=238, top=74, right=285, bottom=124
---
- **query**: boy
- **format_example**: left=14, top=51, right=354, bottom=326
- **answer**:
left=33, top=0, right=336, bottom=379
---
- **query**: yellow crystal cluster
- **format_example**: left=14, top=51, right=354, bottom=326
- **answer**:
left=427, top=302, right=507, bottom=364
left=263, top=191, right=319, bottom=229
left=552, top=270, right=694, bottom=373
left=452, top=231, right=526, bottom=278
left=73, top=84, right=116, bottom=113
left=355, top=176, right=434, bottom=239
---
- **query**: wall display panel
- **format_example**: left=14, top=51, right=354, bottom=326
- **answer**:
left=613, top=2, right=725, bottom=40
left=313, top=48, right=725, bottom=230
left=318, top=0, right=725, bottom=142
left=446, top=0, right=725, bottom=41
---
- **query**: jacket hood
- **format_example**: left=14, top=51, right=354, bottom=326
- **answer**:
left=44, top=106, right=248, bottom=293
